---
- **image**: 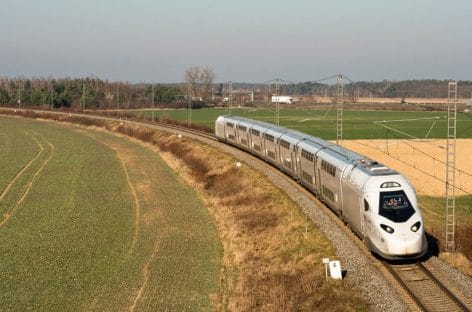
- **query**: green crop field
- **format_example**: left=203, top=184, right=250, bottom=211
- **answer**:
left=0, top=116, right=222, bottom=311
left=131, top=107, right=472, bottom=140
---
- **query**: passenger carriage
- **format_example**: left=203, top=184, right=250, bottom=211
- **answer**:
left=215, top=115, right=428, bottom=260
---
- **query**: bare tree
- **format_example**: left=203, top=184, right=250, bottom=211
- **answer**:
left=184, top=66, right=216, bottom=101
left=200, top=67, right=215, bottom=101
left=184, top=66, right=200, bottom=99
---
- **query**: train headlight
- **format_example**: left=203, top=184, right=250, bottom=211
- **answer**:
left=380, top=224, right=395, bottom=234
left=410, top=221, right=421, bottom=232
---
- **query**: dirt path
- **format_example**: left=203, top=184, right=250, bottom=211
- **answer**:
left=129, top=241, right=160, bottom=312
left=76, top=129, right=161, bottom=310
left=0, top=133, right=55, bottom=228
left=0, top=132, right=43, bottom=203
left=342, top=139, right=472, bottom=196
left=115, top=151, right=141, bottom=257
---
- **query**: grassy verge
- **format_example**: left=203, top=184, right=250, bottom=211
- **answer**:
left=419, top=195, right=472, bottom=275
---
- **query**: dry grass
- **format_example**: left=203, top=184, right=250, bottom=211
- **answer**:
left=1, top=109, right=368, bottom=311
left=430, top=225, right=472, bottom=276
left=457, top=225, right=472, bottom=262
left=439, top=252, right=472, bottom=276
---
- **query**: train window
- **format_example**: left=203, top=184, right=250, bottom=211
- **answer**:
left=380, top=182, right=401, bottom=188
left=321, top=160, right=336, bottom=177
left=322, top=185, right=335, bottom=202
left=238, top=125, right=247, bottom=131
left=364, top=199, right=370, bottom=212
left=302, top=171, right=313, bottom=184
left=301, top=149, right=314, bottom=162
left=379, top=191, right=415, bottom=222
left=226, top=122, right=234, bottom=128
left=264, top=133, right=274, bottom=142
left=280, top=139, right=290, bottom=149
left=251, top=129, right=260, bottom=136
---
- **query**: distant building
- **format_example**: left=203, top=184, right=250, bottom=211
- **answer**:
left=271, top=95, right=293, bottom=104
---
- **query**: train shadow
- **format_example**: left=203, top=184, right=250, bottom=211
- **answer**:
left=424, top=231, right=440, bottom=258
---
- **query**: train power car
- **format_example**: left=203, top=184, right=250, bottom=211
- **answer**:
left=215, top=115, right=428, bottom=260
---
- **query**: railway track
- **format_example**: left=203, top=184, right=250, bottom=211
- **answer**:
left=2, top=108, right=472, bottom=311
left=383, top=261, right=471, bottom=311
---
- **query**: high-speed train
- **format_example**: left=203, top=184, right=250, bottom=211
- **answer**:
left=215, top=115, right=428, bottom=260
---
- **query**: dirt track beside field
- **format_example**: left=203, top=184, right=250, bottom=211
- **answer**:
left=342, top=139, right=472, bottom=196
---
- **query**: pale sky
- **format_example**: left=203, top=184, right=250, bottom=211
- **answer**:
left=1, top=0, right=471, bottom=83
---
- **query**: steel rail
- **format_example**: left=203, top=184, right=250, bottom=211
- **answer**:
left=383, top=262, right=470, bottom=312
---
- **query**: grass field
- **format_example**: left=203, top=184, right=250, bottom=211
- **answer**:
left=0, top=116, right=222, bottom=310
left=131, top=107, right=472, bottom=140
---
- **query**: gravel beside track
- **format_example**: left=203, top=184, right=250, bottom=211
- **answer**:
left=425, top=257, right=472, bottom=307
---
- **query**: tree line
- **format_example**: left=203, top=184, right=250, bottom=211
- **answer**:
left=1, top=75, right=471, bottom=109
left=282, top=79, right=472, bottom=99
left=0, top=77, right=184, bottom=109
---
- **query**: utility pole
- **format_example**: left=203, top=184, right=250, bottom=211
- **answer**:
left=49, top=83, right=54, bottom=110
left=151, top=83, right=155, bottom=122
left=275, top=79, right=280, bottom=126
left=336, top=74, right=344, bottom=146
left=228, top=81, right=233, bottom=115
left=17, top=81, right=22, bottom=108
left=445, top=81, right=458, bottom=252
left=187, top=84, right=192, bottom=127
left=117, top=84, right=120, bottom=118
left=81, top=83, right=86, bottom=111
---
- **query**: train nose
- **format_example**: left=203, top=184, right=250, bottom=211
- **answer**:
left=388, top=234, right=424, bottom=256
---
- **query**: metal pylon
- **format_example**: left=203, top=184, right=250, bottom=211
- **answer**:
left=228, top=81, right=233, bottom=115
left=445, top=81, right=457, bottom=252
left=336, top=74, right=343, bottom=146
left=275, top=81, right=280, bottom=126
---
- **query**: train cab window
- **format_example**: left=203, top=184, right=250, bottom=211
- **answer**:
left=364, top=199, right=369, bottom=212
left=381, top=182, right=401, bottom=188
left=379, top=190, right=414, bottom=222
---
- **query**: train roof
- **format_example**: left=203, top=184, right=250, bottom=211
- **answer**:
left=218, top=115, right=398, bottom=176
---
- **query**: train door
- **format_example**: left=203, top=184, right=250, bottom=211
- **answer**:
left=362, top=197, right=371, bottom=240
left=316, top=168, right=322, bottom=195
left=291, top=146, right=298, bottom=178
left=341, top=181, right=363, bottom=237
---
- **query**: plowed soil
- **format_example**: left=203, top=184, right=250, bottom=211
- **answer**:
left=342, top=139, right=472, bottom=196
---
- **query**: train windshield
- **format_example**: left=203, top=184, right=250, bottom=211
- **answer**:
left=379, top=190, right=415, bottom=222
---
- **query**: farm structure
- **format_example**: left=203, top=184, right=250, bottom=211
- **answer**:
left=271, top=95, right=293, bottom=104
left=216, top=115, right=428, bottom=260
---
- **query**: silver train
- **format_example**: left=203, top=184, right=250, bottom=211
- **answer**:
left=215, top=115, right=428, bottom=260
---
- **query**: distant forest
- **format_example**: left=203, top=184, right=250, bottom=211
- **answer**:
left=0, top=77, right=184, bottom=109
left=236, top=79, right=472, bottom=99
left=1, top=77, right=471, bottom=109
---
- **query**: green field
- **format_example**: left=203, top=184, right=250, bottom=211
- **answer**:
left=0, top=116, right=222, bottom=311
left=132, top=107, right=472, bottom=140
